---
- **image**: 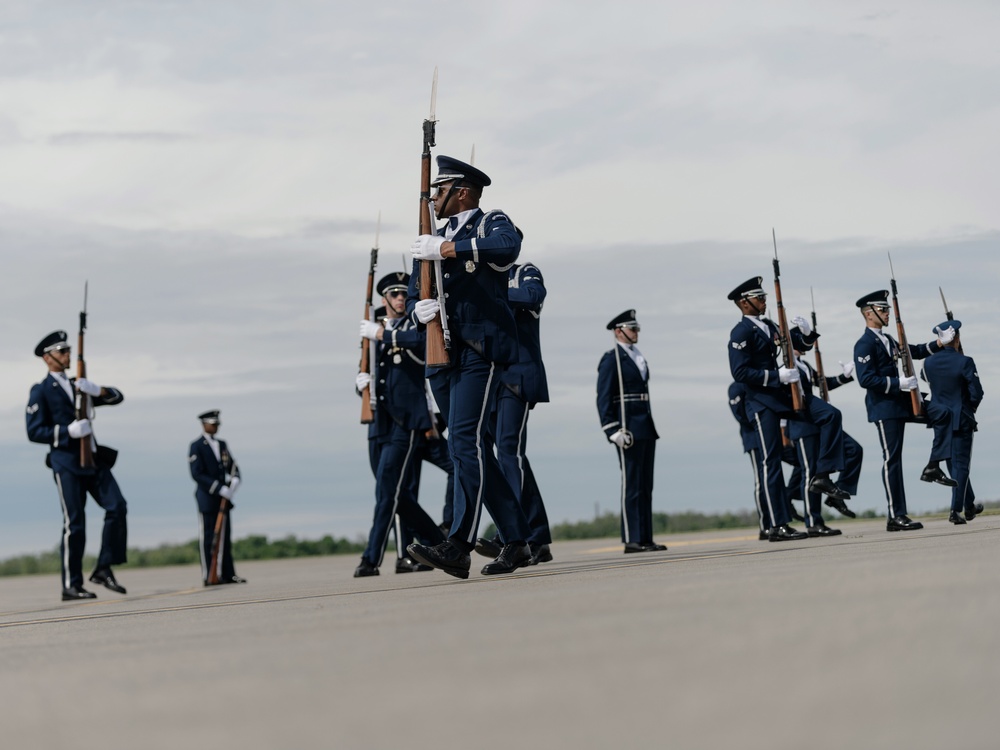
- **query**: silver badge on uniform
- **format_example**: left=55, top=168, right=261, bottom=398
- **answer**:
left=465, top=260, right=476, bottom=273
left=393, top=354, right=402, bottom=364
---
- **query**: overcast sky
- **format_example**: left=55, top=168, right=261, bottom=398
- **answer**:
left=1, top=1, right=998, bottom=557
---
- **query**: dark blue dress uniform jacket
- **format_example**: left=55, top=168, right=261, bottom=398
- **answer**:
left=407, top=208, right=520, bottom=365
left=596, top=345, right=658, bottom=441
left=500, top=263, right=549, bottom=405
left=728, top=316, right=794, bottom=417
left=377, top=318, right=431, bottom=432
left=189, top=437, right=240, bottom=514
left=26, top=373, right=123, bottom=472
left=854, top=328, right=938, bottom=422
left=923, top=348, right=983, bottom=432
left=785, top=360, right=853, bottom=441
left=728, top=382, right=757, bottom=453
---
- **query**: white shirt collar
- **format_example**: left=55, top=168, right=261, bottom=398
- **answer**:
left=443, top=208, right=478, bottom=240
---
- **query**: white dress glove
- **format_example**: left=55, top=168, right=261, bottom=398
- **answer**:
left=74, top=378, right=102, bottom=397
left=229, top=477, right=241, bottom=495
left=355, top=372, right=371, bottom=392
left=68, top=419, right=92, bottom=438
left=791, top=316, right=812, bottom=335
left=218, top=485, right=233, bottom=500
left=410, top=235, right=445, bottom=261
left=359, top=320, right=382, bottom=341
left=839, top=360, right=855, bottom=378
left=899, top=375, right=918, bottom=391
left=414, top=298, right=440, bottom=324
left=609, top=430, right=633, bottom=448
left=935, top=326, right=956, bottom=345
left=778, top=367, right=801, bottom=384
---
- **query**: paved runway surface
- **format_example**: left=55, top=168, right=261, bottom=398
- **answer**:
left=2, top=515, right=998, bottom=750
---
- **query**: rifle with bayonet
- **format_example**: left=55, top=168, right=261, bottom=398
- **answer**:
left=888, top=254, right=924, bottom=417
left=939, top=286, right=963, bottom=353
left=810, top=287, right=830, bottom=403
left=76, top=282, right=95, bottom=469
left=359, top=215, right=379, bottom=424
left=772, top=230, right=804, bottom=413
left=206, top=497, right=230, bottom=586
left=419, top=68, right=450, bottom=367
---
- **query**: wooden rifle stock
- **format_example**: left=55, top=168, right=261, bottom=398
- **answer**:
left=359, top=245, right=377, bottom=424
left=810, top=302, right=830, bottom=403
left=772, top=232, right=803, bottom=413
left=207, top=498, right=231, bottom=585
left=76, top=284, right=95, bottom=469
left=889, top=276, right=924, bottom=417
left=420, top=130, right=449, bottom=367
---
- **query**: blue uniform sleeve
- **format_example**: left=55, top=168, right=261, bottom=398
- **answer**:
left=728, top=327, right=779, bottom=389
left=596, top=351, right=620, bottom=439
left=25, top=383, right=68, bottom=448
left=965, top=356, right=984, bottom=411
left=908, top=340, right=940, bottom=360
left=508, top=264, right=546, bottom=310
left=94, top=386, right=124, bottom=406
left=387, top=322, right=426, bottom=351
left=189, top=443, right=220, bottom=496
left=452, top=211, right=520, bottom=266
left=855, top=336, right=896, bottom=395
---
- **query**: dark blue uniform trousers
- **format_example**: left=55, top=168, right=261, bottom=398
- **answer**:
left=794, top=431, right=863, bottom=527
left=395, top=434, right=454, bottom=559
left=945, top=430, right=975, bottom=514
left=363, top=423, right=444, bottom=567
left=199, top=502, right=235, bottom=582
left=873, top=419, right=911, bottom=518
left=751, top=409, right=792, bottom=528
left=798, top=397, right=846, bottom=475
left=616, top=438, right=656, bottom=544
left=747, top=448, right=768, bottom=532
left=495, top=387, right=551, bottom=545
left=54, top=466, right=128, bottom=589
left=429, top=347, right=530, bottom=552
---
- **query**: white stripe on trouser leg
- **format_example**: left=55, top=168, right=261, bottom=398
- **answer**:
left=748, top=449, right=764, bottom=531
left=797, top=439, right=813, bottom=528
left=516, top=404, right=529, bottom=493
left=215, top=514, right=227, bottom=580
left=197, top=511, right=207, bottom=580
left=876, top=420, right=894, bottom=518
left=619, top=444, right=629, bottom=543
left=754, top=413, right=780, bottom=526
left=55, top=474, right=71, bottom=590
left=377, top=431, right=417, bottom=567
left=465, top=363, right=495, bottom=545
left=393, top=515, right=404, bottom=560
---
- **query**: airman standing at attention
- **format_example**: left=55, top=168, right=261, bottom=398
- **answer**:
left=596, top=310, right=666, bottom=554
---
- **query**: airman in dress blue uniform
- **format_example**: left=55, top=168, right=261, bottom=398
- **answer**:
left=921, top=320, right=984, bottom=524
left=786, top=323, right=863, bottom=535
left=727, top=278, right=808, bottom=541
left=189, top=410, right=246, bottom=585
left=596, top=310, right=666, bottom=553
left=405, top=155, right=533, bottom=579
left=853, top=290, right=954, bottom=531
left=26, top=330, right=129, bottom=600
left=354, top=273, right=445, bottom=577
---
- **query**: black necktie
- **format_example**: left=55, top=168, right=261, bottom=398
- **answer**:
left=448, top=216, right=458, bottom=232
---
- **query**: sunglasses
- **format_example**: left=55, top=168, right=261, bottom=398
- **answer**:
left=386, top=290, right=407, bottom=298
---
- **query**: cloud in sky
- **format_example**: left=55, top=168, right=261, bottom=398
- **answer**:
left=0, top=1, right=998, bottom=555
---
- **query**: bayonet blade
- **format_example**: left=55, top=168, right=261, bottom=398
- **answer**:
left=810, top=286, right=816, bottom=313
left=470, top=143, right=475, bottom=166
left=374, top=211, right=381, bottom=250
left=83, top=280, right=88, bottom=312
left=429, top=67, right=438, bottom=122
left=888, top=251, right=896, bottom=280
left=939, top=286, right=949, bottom=312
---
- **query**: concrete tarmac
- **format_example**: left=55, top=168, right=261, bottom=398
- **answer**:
left=1, top=515, right=998, bottom=750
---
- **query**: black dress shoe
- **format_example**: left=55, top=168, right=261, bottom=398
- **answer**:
left=226, top=575, right=248, bottom=584
left=62, top=585, right=97, bottom=601
left=808, top=475, right=851, bottom=500
left=353, top=559, right=379, bottom=578
left=824, top=496, right=857, bottom=518
left=769, top=524, right=808, bottom=541
left=624, top=542, right=647, bottom=553
left=395, top=556, right=432, bottom=573
left=965, top=503, right=984, bottom=521
left=886, top=515, right=924, bottom=532
left=642, top=542, right=667, bottom=551
left=528, top=542, right=553, bottom=565
left=89, top=568, right=127, bottom=594
left=407, top=541, right=471, bottom=579
left=807, top=523, right=842, bottom=537
left=758, top=530, right=770, bottom=541
left=949, top=511, right=967, bottom=525
left=920, top=465, right=957, bottom=487
left=474, top=535, right=503, bottom=559
left=481, top=542, right=531, bottom=575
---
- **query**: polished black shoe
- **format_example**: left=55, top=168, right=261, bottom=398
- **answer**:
left=642, top=542, right=668, bottom=551
left=62, top=585, right=97, bottom=601
left=395, top=556, right=432, bottom=573
left=528, top=542, right=553, bottom=565
left=353, top=559, right=379, bottom=578
left=758, top=530, right=770, bottom=541
left=474, top=535, right=503, bottom=559
left=808, top=475, right=850, bottom=501
left=89, top=568, right=126, bottom=594
left=920, top=465, right=957, bottom=487
left=624, top=542, right=647, bottom=553
left=769, top=524, right=808, bottom=541
left=965, top=503, right=984, bottom=521
left=948, top=511, right=967, bottom=525
left=807, top=523, right=842, bottom=537
left=824, top=496, right=857, bottom=518
left=407, top=541, right=471, bottom=580
left=886, top=515, right=924, bottom=532
left=227, top=575, right=248, bottom=584
left=481, top=542, right=531, bottom=575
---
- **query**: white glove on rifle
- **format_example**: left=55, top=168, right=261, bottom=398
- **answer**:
left=778, top=366, right=801, bottom=384
left=839, top=360, right=855, bottom=378
left=410, top=235, right=445, bottom=261
left=74, top=378, right=102, bottom=397
left=414, top=298, right=440, bottom=324
left=935, top=326, right=956, bottom=346
left=68, top=419, right=92, bottom=438
left=609, top=430, right=633, bottom=448
left=899, top=375, right=918, bottom=391
left=359, top=320, right=382, bottom=341
left=355, top=372, right=371, bottom=392
left=218, top=485, right=233, bottom=500
left=791, top=316, right=812, bottom=335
